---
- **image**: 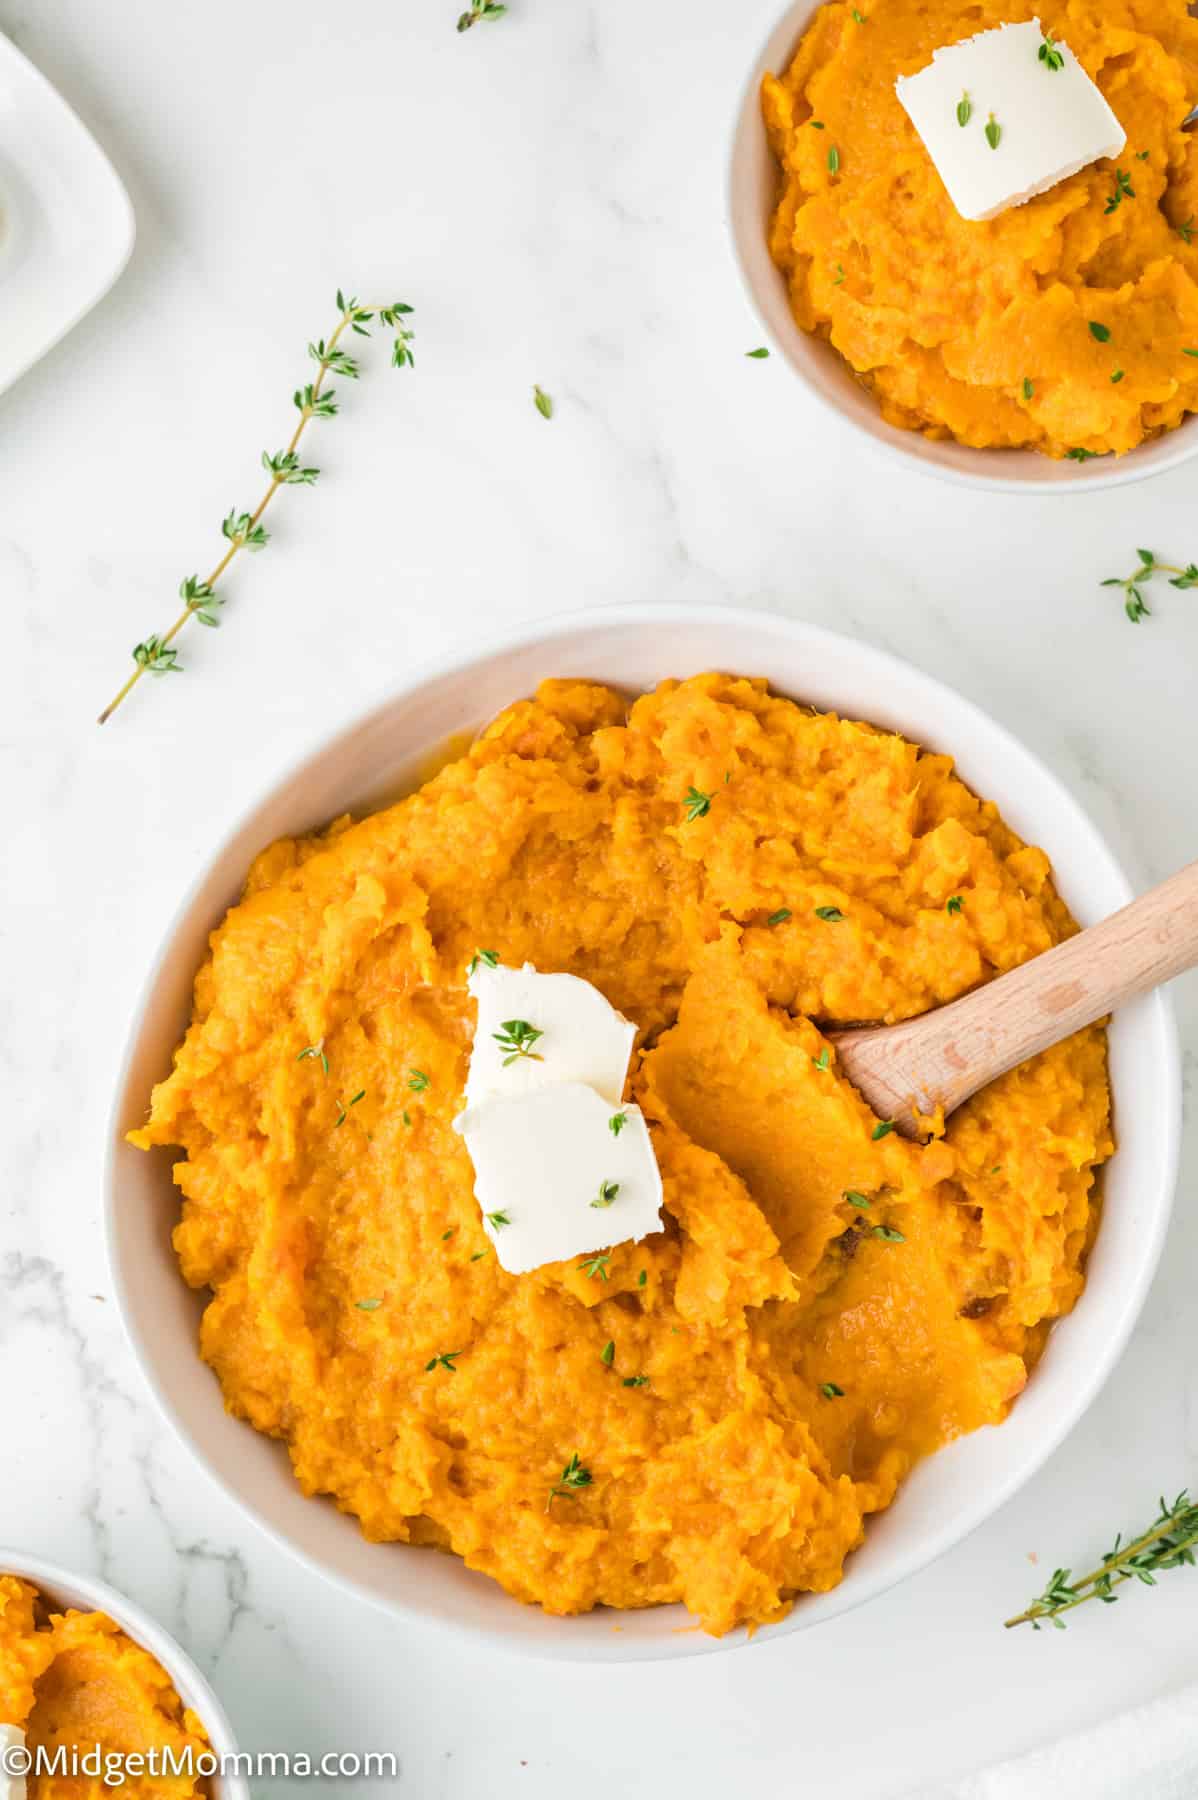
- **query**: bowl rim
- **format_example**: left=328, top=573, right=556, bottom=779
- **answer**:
left=0, top=1549, right=249, bottom=1799
left=725, top=0, right=1198, bottom=495
left=104, top=600, right=1182, bottom=1661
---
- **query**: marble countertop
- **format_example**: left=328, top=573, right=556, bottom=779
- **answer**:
left=2, top=1, right=1196, bottom=1794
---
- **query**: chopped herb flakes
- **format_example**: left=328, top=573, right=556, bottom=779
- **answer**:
left=609, top=1111, right=628, bottom=1137
left=425, top=1351, right=460, bottom=1372
left=547, top=1451, right=592, bottom=1509
left=1105, top=169, right=1135, bottom=214
left=623, top=1375, right=649, bottom=1388
left=441, top=1227, right=455, bottom=1241
left=1022, top=378, right=1034, bottom=401
left=813, top=1047, right=831, bottom=1072
left=486, top=1210, right=511, bottom=1229
left=1111, top=369, right=1125, bottom=384
left=683, top=785, right=713, bottom=821
left=408, top=1068, right=430, bottom=1092
left=815, top=906, right=845, bottom=922
left=956, top=91, right=972, bottom=127
left=1089, top=321, right=1112, bottom=344
left=767, top=907, right=792, bottom=926
left=1038, top=31, right=1065, bottom=70
left=872, top=1120, right=896, bottom=1141
left=493, top=1019, right=544, bottom=1064
left=470, top=1248, right=489, bottom=1261
left=579, top=1252, right=611, bottom=1281
left=821, top=1382, right=845, bottom=1398
left=590, top=1180, right=620, bottom=1210
left=637, top=1269, right=648, bottom=1287
left=745, top=347, right=771, bottom=359
left=827, top=145, right=841, bottom=174
left=467, top=948, right=500, bottom=974
left=873, top=1224, right=906, bottom=1243
left=356, top=1298, right=383, bottom=1311
left=946, top=895, right=963, bottom=915
left=600, top=1339, right=615, bottom=1367
left=985, top=114, right=1001, bottom=150
left=1065, top=447, right=1102, bottom=461
left=844, top=1189, right=872, bottom=1209
left=296, top=1040, right=329, bottom=1074
left=533, top=385, right=553, bottom=419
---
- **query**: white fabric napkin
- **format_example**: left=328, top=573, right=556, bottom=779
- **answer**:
left=914, top=1682, right=1198, bottom=1800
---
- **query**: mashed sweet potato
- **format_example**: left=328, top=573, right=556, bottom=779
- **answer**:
left=131, top=676, right=1112, bottom=1636
left=0, top=1576, right=211, bottom=1797
left=763, top=0, right=1198, bottom=457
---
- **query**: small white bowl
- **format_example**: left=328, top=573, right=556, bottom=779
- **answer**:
left=0, top=1551, right=248, bottom=1799
left=107, top=605, right=1180, bottom=1661
left=727, top=0, right=1198, bottom=494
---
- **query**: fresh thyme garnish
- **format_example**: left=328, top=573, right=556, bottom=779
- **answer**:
left=356, top=1298, right=383, bottom=1311
left=813, top=1048, right=831, bottom=1071
left=956, top=91, right=972, bottom=127
left=1065, top=447, right=1102, bottom=461
left=745, top=347, right=771, bottom=358
left=402, top=1110, right=412, bottom=1127
left=767, top=908, right=792, bottom=926
left=1105, top=169, right=1135, bottom=214
left=1186, top=348, right=1198, bottom=359
left=1022, top=378, right=1034, bottom=400
left=408, top=1069, right=430, bottom=1092
left=833, top=264, right=846, bottom=285
left=851, top=9, right=866, bottom=22
left=590, top=1180, right=620, bottom=1209
left=1005, top=1490, right=1198, bottom=1629
left=494, top=1019, right=544, bottom=1064
left=467, top=948, right=500, bottom=975
left=872, top=1223, right=905, bottom=1242
left=827, top=145, right=841, bottom=174
left=98, top=291, right=414, bottom=723
left=600, top=1340, right=615, bottom=1367
left=546, top=1451, right=593, bottom=1510
left=810, top=119, right=825, bottom=129
left=623, top=1375, right=649, bottom=1388
left=441, top=1228, right=456, bottom=1240
left=683, top=785, right=713, bottom=821
left=1101, top=548, right=1198, bottom=622
left=296, top=1040, right=329, bottom=1075
left=486, top=1210, right=511, bottom=1229
left=815, top=906, right=845, bottom=922
left=533, top=385, right=554, bottom=419
left=821, top=1381, right=845, bottom=1398
left=424, top=1351, right=461, bottom=1372
left=1088, top=320, right=1112, bottom=343
left=985, top=114, right=1001, bottom=150
left=609, top=1111, right=628, bottom=1137
left=1038, top=30, right=1065, bottom=71
left=844, top=1189, right=872, bottom=1208
left=872, top=1120, right=895, bottom=1140
left=333, top=1090, right=366, bottom=1128
left=457, top=0, right=506, bottom=29
left=470, top=1248, right=489, bottom=1261
left=1111, top=368, right=1125, bottom=384
left=637, top=1269, right=647, bottom=1287
left=579, top=1252, right=611, bottom=1281
left=946, top=895, right=963, bottom=915
left=1180, top=217, right=1196, bottom=245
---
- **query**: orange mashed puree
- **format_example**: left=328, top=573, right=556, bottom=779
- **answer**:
left=132, top=676, right=1111, bottom=1636
left=763, top=0, right=1198, bottom=458
left=0, top=1577, right=210, bottom=1797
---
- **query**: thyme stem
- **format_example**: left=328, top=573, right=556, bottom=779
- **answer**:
left=1005, top=1489, right=1198, bottom=1629
left=97, top=293, right=414, bottom=723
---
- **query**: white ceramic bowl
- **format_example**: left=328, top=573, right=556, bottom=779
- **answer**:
left=107, top=605, right=1181, bottom=1662
left=727, top=0, right=1198, bottom=494
left=0, top=1551, right=248, bottom=1799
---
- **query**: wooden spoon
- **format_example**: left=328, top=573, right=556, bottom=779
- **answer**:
left=831, top=859, right=1198, bottom=1137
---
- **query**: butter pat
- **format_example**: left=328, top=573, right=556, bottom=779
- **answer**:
left=455, top=1083, right=663, bottom=1274
left=0, top=1724, right=27, bottom=1800
left=464, top=962, right=636, bottom=1110
left=895, top=20, right=1125, bottom=222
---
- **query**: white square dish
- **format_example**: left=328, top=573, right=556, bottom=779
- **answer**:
left=0, top=30, right=134, bottom=400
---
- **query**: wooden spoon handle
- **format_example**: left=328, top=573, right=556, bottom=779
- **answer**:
left=834, top=859, right=1198, bottom=1125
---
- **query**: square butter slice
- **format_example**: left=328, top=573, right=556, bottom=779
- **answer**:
left=465, top=962, right=636, bottom=1111
left=895, top=19, right=1125, bottom=222
left=455, top=1084, right=663, bottom=1274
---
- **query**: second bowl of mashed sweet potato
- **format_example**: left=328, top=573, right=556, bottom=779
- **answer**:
left=729, top=0, right=1198, bottom=490
left=106, top=606, right=1181, bottom=1659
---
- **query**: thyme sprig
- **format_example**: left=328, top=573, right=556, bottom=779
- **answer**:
left=546, top=1451, right=593, bottom=1510
left=1102, top=548, right=1198, bottom=623
left=1006, top=1490, right=1198, bottom=1629
left=494, top=1019, right=544, bottom=1064
left=98, top=291, right=415, bottom=723
left=457, top=0, right=506, bottom=28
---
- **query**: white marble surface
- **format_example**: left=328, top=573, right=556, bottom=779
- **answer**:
left=1, top=1, right=1196, bottom=1795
